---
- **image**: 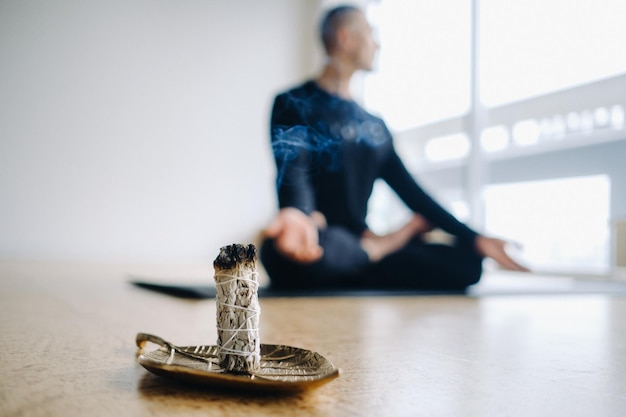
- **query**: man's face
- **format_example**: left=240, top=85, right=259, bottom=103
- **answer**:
left=344, top=12, right=379, bottom=71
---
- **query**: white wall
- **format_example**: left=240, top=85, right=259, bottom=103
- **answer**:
left=0, top=0, right=323, bottom=262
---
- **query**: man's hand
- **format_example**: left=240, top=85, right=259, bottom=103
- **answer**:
left=475, top=236, right=530, bottom=272
left=263, top=208, right=324, bottom=264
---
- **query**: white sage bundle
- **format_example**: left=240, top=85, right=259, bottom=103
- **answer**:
left=213, top=243, right=260, bottom=373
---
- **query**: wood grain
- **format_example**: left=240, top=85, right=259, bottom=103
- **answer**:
left=1, top=260, right=626, bottom=416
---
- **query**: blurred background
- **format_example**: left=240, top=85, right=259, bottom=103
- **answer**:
left=1, top=0, right=625, bottom=279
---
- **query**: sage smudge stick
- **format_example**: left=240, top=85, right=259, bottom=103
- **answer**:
left=213, top=243, right=260, bottom=373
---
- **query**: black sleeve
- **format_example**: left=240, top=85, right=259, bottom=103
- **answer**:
left=380, top=146, right=478, bottom=244
left=270, top=94, right=316, bottom=215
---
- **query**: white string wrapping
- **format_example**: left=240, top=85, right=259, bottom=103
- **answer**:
left=214, top=270, right=261, bottom=373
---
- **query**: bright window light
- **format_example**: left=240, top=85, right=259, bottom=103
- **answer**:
left=450, top=200, right=470, bottom=223
left=611, top=105, right=625, bottom=129
left=364, top=0, right=471, bottom=131
left=594, top=107, right=610, bottom=127
left=480, top=0, right=626, bottom=107
left=540, top=115, right=567, bottom=140
left=481, top=125, right=509, bottom=152
left=483, top=175, right=611, bottom=275
left=512, top=119, right=541, bottom=146
left=424, top=133, right=470, bottom=162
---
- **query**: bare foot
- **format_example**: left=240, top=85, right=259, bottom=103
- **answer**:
left=360, top=215, right=432, bottom=262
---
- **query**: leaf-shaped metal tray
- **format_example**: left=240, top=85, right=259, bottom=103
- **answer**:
left=136, top=333, right=339, bottom=392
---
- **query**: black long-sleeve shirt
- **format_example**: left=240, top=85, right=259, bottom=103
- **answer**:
left=270, top=80, right=477, bottom=244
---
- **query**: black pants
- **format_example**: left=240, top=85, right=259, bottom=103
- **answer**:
left=260, top=226, right=483, bottom=292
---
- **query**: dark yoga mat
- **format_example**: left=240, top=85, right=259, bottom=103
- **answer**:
left=130, top=279, right=465, bottom=299
left=130, top=273, right=626, bottom=299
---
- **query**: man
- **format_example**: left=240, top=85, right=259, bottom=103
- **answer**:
left=260, top=5, right=528, bottom=291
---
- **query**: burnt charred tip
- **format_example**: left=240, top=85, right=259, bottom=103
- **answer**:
left=213, top=243, right=257, bottom=269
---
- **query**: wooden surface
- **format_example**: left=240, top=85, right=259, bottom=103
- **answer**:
left=1, top=260, right=626, bottom=417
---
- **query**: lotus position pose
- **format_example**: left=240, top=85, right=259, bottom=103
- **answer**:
left=260, top=5, right=528, bottom=291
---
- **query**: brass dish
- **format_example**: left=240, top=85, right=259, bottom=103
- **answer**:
left=136, top=333, right=339, bottom=392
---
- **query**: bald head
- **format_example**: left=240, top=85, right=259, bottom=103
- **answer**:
left=318, top=5, right=378, bottom=73
left=320, top=5, right=361, bottom=54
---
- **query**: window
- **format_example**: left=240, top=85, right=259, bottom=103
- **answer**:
left=424, top=133, right=470, bottom=162
left=362, top=1, right=625, bottom=277
left=483, top=175, right=611, bottom=274
left=364, top=0, right=471, bottom=131
left=480, top=0, right=626, bottom=107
